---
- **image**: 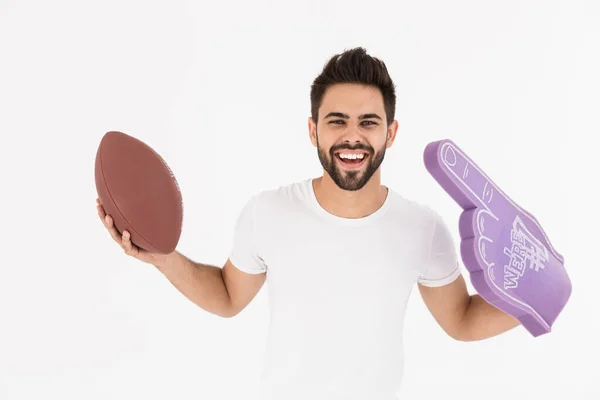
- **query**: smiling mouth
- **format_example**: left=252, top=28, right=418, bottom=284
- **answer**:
left=335, top=151, right=369, bottom=169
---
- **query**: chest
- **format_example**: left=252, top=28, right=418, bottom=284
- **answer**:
left=258, top=213, right=429, bottom=313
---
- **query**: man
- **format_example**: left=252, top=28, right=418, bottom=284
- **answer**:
left=97, top=47, right=520, bottom=399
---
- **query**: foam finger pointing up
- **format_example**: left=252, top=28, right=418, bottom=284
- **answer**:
left=424, top=139, right=502, bottom=215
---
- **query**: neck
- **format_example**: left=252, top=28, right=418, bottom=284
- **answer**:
left=312, top=171, right=388, bottom=219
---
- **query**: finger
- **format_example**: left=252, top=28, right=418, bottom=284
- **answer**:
left=121, top=230, right=136, bottom=255
left=424, top=140, right=503, bottom=213
left=97, top=203, right=106, bottom=220
left=104, top=215, right=124, bottom=244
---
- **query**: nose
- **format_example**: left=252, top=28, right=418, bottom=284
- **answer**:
left=340, top=125, right=364, bottom=144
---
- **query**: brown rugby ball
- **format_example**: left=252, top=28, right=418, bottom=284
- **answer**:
left=95, top=131, right=183, bottom=254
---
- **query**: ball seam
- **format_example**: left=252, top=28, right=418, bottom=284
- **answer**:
left=99, top=137, right=167, bottom=253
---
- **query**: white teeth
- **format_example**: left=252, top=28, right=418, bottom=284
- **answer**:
left=339, top=153, right=365, bottom=160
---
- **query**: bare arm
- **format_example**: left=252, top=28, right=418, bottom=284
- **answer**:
left=418, top=274, right=520, bottom=341
left=97, top=198, right=265, bottom=318
left=156, top=253, right=266, bottom=318
left=156, top=252, right=265, bottom=318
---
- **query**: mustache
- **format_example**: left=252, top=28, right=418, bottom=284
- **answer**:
left=330, top=143, right=373, bottom=153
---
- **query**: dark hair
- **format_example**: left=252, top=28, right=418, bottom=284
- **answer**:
left=310, top=47, right=396, bottom=126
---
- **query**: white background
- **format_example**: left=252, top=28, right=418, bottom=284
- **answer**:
left=1, top=0, right=598, bottom=399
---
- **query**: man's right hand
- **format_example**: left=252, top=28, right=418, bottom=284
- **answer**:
left=96, top=197, right=266, bottom=318
left=96, top=198, right=172, bottom=267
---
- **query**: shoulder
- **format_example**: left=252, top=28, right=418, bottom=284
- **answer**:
left=248, top=178, right=314, bottom=216
left=386, top=187, right=441, bottom=223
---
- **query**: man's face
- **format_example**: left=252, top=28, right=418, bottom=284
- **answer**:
left=309, top=83, right=398, bottom=191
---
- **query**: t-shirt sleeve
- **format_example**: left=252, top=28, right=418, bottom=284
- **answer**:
left=417, top=211, right=461, bottom=287
left=228, top=195, right=267, bottom=275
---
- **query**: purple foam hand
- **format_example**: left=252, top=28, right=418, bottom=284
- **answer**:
left=424, top=139, right=571, bottom=337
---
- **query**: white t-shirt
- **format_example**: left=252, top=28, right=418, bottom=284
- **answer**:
left=229, top=178, right=461, bottom=400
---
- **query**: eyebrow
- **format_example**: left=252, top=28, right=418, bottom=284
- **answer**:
left=324, top=112, right=383, bottom=121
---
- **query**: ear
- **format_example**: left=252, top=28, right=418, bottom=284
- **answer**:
left=308, top=116, right=318, bottom=147
left=385, top=120, right=399, bottom=149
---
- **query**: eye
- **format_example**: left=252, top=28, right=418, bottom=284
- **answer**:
left=328, top=120, right=377, bottom=126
